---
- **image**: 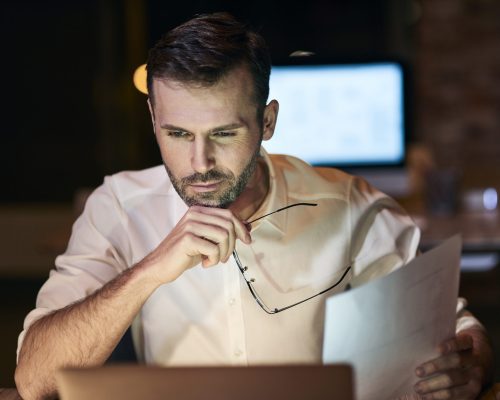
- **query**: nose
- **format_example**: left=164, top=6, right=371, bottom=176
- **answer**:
left=191, top=137, right=215, bottom=173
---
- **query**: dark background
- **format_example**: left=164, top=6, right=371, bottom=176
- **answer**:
left=0, top=0, right=414, bottom=203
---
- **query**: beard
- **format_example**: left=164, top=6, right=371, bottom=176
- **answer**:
left=164, top=145, right=261, bottom=208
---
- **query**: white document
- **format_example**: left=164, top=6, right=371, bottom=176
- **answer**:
left=322, top=235, right=462, bottom=400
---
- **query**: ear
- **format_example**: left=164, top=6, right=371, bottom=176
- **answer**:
left=262, top=100, right=279, bottom=141
left=147, top=98, right=156, bottom=133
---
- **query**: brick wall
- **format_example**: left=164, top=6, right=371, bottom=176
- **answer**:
left=415, top=0, right=500, bottom=188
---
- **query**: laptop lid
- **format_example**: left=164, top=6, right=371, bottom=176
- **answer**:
left=56, top=364, right=353, bottom=400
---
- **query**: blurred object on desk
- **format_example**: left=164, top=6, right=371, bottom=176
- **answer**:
left=424, top=167, right=460, bottom=216
left=0, top=187, right=94, bottom=279
left=407, top=143, right=435, bottom=198
left=0, top=204, right=74, bottom=278
left=403, top=142, right=500, bottom=271
left=414, top=210, right=500, bottom=250
left=462, top=188, right=498, bottom=213
left=413, top=210, right=500, bottom=263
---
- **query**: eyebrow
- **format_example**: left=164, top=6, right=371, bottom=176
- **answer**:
left=159, top=122, right=246, bottom=134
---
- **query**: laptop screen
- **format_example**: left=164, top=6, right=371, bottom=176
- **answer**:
left=57, top=364, right=354, bottom=400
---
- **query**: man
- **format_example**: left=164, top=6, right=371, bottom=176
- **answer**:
left=15, top=12, right=493, bottom=400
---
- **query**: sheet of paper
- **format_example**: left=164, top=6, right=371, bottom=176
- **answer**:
left=322, top=235, right=462, bottom=400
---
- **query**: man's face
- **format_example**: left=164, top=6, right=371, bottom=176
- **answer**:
left=149, top=66, right=275, bottom=208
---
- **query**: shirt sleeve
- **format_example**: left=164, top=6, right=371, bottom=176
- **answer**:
left=455, top=297, right=484, bottom=332
left=346, top=177, right=480, bottom=333
left=17, top=175, right=132, bottom=360
left=347, top=176, right=421, bottom=287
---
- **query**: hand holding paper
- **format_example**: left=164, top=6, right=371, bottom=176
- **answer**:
left=414, top=331, right=488, bottom=399
left=323, top=235, right=462, bottom=400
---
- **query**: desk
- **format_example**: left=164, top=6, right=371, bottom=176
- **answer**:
left=412, top=211, right=500, bottom=272
left=415, top=211, right=500, bottom=251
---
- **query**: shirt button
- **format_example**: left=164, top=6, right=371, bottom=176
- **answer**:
left=234, top=349, right=243, bottom=357
left=228, top=298, right=236, bottom=306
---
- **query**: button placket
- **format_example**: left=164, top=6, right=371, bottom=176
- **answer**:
left=224, top=256, right=248, bottom=365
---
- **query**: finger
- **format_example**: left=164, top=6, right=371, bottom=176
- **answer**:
left=414, top=370, right=468, bottom=394
left=223, top=211, right=251, bottom=245
left=189, top=207, right=251, bottom=247
left=416, top=351, right=474, bottom=377
left=184, top=221, right=231, bottom=262
left=418, top=377, right=482, bottom=400
left=198, top=208, right=252, bottom=244
left=416, top=353, right=461, bottom=377
left=184, top=210, right=235, bottom=261
left=185, top=234, right=221, bottom=267
left=439, top=334, right=473, bottom=355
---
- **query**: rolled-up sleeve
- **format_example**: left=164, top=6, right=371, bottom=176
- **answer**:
left=347, top=177, right=479, bottom=333
left=347, top=176, right=421, bottom=287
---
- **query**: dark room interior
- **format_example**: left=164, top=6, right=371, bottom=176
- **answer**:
left=1, top=0, right=499, bottom=396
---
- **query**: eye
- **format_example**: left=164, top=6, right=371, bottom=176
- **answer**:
left=212, top=131, right=236, bottom=138
left=167, top=131, right=190, bottom=138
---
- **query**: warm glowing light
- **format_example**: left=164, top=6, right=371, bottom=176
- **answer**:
left=133, top=64, right=148, bottom=95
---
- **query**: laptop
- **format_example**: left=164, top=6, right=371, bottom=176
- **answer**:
left=56, top=364, right=353, bottom=400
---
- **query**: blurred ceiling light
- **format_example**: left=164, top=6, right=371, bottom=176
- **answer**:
left=133, top=64, right=148, bottom=95
left=289, top=50, right=315, bottom=57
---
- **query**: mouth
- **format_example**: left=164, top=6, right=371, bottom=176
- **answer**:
left=188, top=181, right=222, bottom=193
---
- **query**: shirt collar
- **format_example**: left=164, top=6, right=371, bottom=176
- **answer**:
left=249, top=147, right=288, bottom=235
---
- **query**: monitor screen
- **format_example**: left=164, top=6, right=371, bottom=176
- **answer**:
left=264, top=62, right=406, bottom=167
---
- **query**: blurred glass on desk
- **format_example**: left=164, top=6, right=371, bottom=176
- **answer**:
left=425, top=168, right=460, bottom=216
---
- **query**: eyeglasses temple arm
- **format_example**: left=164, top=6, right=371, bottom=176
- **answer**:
left=247, top=202, right=318, bottom=225
left=273, top=265, right=352, bottom=314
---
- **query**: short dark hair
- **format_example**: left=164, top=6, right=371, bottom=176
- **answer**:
left=146, top=12, right=271, bottom=118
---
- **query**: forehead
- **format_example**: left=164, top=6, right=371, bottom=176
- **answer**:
left=151, top=67, right=257, bottom=127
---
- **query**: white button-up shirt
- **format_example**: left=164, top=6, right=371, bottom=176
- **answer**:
left=18, top=149, right=421, bottom=365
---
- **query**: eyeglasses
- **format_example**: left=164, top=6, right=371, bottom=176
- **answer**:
left=233, top=202, right=352, bottom=314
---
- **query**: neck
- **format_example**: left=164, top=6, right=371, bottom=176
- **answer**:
left=229, top=157, right=269, bottom=222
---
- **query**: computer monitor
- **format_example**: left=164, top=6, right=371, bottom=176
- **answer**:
left=265, top=60, right=407, bottom=169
